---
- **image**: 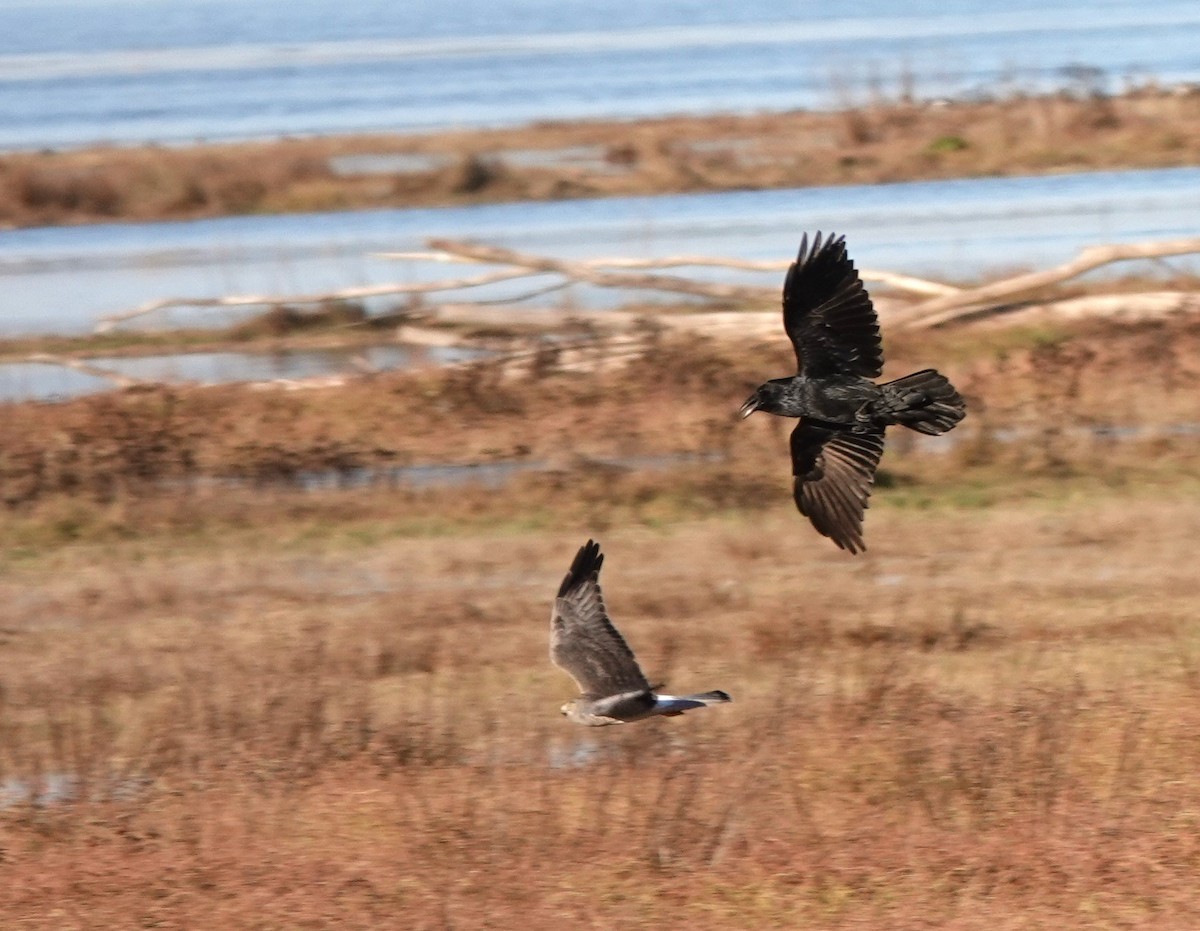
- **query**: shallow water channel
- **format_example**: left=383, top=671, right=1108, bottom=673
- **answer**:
left=0, top=343, right=486, bottom=404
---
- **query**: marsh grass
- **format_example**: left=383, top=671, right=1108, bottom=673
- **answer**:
left=1, top=316, right=1197, bottom=511
left=4, top=86, right=1200, bottom=228
left=2, top=497, right=1199, bottom=927
left=0, top=318, right=1198, bottom=927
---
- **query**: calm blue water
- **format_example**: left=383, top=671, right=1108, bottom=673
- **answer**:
left=0, top=0, right=1198, bottom=149
left=0, top=344, right=487, bottom=403
left=3, top=166, right=1198, bottom=338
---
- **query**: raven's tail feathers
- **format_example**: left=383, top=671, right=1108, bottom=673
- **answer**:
left=879, top=369, right=966, bottom=436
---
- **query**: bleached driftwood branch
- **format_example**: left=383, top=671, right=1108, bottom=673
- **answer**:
left=969, top=291, right=1200, bottom=327
left=94, top=239, right=784, bottom=333
left=373, top=249, right=791, bottom=270
left=894, top=237, right=1200, bottom=328
left=94, top=236, right=1199, bottom=335
left=377, top=246, right=958, bottom=297
left=23, top=353, right=145, bottom=387
left=371, top=235, right=1200, bottom=327
left=93, top=267, right=536, bottom=332
left=424, top=238, right=774, bottom=303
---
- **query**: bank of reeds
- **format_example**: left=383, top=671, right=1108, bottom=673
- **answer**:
left=0, top=317, right=1197, bottom=516
left=3, top=86, right=1199, bottom=228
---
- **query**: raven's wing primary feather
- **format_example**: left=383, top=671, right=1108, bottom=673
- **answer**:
left=782, top=232, right=884, bottom=379
left=790, top=424, right=886, bottom=554
left=550, top=540, right=651, bottom=698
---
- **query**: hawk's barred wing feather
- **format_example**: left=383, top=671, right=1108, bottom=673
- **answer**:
left=550, top=540, right=651, bottom=698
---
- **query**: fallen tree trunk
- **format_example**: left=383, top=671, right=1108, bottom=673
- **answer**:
left=94, top=236, right=1199, bottom=335
left=94, top=267, right=536, bottom=332
left=967, top=290, right=1200, bottom=327
left=893, top=237, right=1200, bottom=328
left=22, top=353, right=145, bottom=387
left=425, top=238, right=774, bottom=303
left=377, top=247, right=959, bottom=297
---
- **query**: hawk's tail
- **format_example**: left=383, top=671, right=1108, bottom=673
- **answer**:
left=657, top=690, right=733, bottom=712
left=682, top=690, right=733, bottom=704
left=878, top=369, right=966, bottom=436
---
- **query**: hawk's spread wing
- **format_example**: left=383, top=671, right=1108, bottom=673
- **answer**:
left=550, top=540, right=651, bottom=698
left=783, top=232, right=883, bottom=380
left=790, top=423, right=886, bottom=554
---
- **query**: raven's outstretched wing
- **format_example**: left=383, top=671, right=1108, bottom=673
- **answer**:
left=783, top=232, right=884, bottom=379
left=790, top=424, right=885, bottom=554
left=550, top=540, right=651, bottom=698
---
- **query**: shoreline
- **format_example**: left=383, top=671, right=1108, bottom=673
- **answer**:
left=2, top=86, right=1198, bottom=230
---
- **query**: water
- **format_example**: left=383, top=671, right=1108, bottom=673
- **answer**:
left=0, top=344, right=486, bottom=403
left=2, top=165, right=1198, bottom=337
left=0, top=771, right=147, bottom=808
left=0, top=0, right=1198, bottom=150
left=189, top=451, right=726, bottom=494
left=0, top=773, right=82, bottom=808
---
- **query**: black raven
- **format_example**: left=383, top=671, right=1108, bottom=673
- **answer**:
left=739, top=232, right=966, bottom=553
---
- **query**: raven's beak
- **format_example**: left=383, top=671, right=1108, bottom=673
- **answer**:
left=738, top=394, right=760, bottom=419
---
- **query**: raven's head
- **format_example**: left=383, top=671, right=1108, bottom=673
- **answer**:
left=738, top=379, right=791, bottom=418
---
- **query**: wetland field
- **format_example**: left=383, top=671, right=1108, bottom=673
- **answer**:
left=2, top=315, right=1199, bottom=927
left=4, top=0, right=1200, bottom=920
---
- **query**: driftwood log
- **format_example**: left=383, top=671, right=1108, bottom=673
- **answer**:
left=21, top=353, right=146, bottom=388
left=892, top=237, right=1200, bottom=328
left=376, top=247, right=960, bottom=297
left=93, top=236, right=1200, bottom=336
left=19, top=236, right=1195, bottom=392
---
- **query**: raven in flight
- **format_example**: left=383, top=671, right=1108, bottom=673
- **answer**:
left=739, top=233, right=966, bottom=553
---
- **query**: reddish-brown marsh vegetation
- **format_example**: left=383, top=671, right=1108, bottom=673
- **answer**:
left=1, top=316, right=1198, bottom=511
left=3, top=86, right=1199, bottom=228
left=1, top=318, right=1198, bottom=927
